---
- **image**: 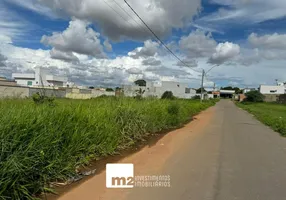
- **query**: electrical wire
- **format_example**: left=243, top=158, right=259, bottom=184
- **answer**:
left=205, top=65, right=219, bottom=75
left=123, top=0, right=201, bottom=74
left=101, top=0, right=203, bottom=83
left=111, top=0, right=149, bottom=34
left=101, top=0, right=146, bottom=35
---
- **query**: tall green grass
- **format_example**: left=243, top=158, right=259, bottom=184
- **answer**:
left=0, top=97, right=216, bottom=199
left=237, top=102, right=286, bottom=136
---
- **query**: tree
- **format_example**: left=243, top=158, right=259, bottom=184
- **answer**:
left=196, top=88, right=206, bottom=94
left=245, top=91, right=264, bottom=102
left=161, top=91, right=175, bottom=99
left=233, top=87, right=242, bottom=94
left=106, top=88, right=114, bottom=92
left=221, top=86, right=233, bottom=90
left=192, top=95, right=201, bottom=100
left=221, top=86, right=242, bottom=94
left=134, top=79, right=146, bottom=87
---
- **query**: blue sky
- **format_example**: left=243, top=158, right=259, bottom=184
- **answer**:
left=1, top=0, right=286, bottom=88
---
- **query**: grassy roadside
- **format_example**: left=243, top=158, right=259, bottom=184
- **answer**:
left=0, top=97, right=217, bottom=199
left=237, top=102, right=286, bottom=136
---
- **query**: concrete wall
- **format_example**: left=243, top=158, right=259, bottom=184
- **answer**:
left=0, top=85, right=115, bottom=100
left=0, top=80, right=17, bottom=86
left=66, top=93, right=92, bottom=99
left=278, top=94, right=286, bottom=104
left=0, top=85, right=29, bottom=98
left=91, top=90, right=115, bottom=98
left=80, top=89, right=92, bottom=94
left=29, top=88, right=66, bottom=98
left=264, top=94, right=279, bottom=102
left=123, top=81, right=196, bottom=99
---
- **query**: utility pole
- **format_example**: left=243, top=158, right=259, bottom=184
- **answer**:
left=213, top=83, right=216, bottom=93
left=200, top=69, right=205, bottom=103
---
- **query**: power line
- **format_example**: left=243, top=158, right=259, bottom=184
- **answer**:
left=111, top=0, right=149, bottom=34
left=205, top=65, right=219, bottom=75
left=101, top=0, right=203, bottom=85
left=123, top=0, right=201, bottom=74
left=101, top=0, right=146, bottom=35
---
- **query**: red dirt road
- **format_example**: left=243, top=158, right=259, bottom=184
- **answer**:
left=55, top=102, right=215, bottom=200
left=55, top=100, right=286, bottom=200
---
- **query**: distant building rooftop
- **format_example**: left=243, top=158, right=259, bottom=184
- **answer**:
left=220, top=90, right=236, bottom=94
left=12, top=73, right=35, bottom=79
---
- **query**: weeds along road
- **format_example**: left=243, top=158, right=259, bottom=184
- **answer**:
left=57, top=100, right=286, bottom=200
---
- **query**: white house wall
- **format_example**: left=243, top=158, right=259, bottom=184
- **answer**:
left=12, top=67, right=68, bottom=87
left=124, top=81, right=196, bottom=99
left=260, top=85, right=285, bottom=94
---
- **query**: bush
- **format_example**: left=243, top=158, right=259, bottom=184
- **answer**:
left=244, top=91, right=264, bottom=102
left=161, top=91, right=175, bottom=100
left=32, top=92, right=45, bottom=104
left=192, top=95, right=201, bottom=100
left=106, top=88, right=114, bottom=92
left=32, top=92, right=55, bottom=106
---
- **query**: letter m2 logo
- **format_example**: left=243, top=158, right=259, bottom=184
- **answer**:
left=106, top=164, right=134, bottom=188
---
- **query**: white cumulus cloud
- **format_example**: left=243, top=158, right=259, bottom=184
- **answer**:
left=41, top=18, right=106, bottom=59
left=179, top=30, right=217, bottom=58
left=50, top=48, right=79, bottom=63
left=248, top=33, right=286, bottom=49
left=128, top=40, right=159, bottom=59
left=208, top=42, right=240, bottom=65
left=8, top=0, right=201, bottom=41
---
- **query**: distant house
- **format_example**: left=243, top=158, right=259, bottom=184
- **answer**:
left=259, top=85, right=285, bottom=95
left=123, top=80, right=196, bottom=99
left=219, top=90, right=236, bottom=98
left=242, top=88, right=256, bottom=94
left=212, top=91, right=220, bottom=98
left=12, top=67, right=68, bottom=88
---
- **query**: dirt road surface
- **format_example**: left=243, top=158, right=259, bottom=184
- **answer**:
left=57, top=100, right=286, bottom=200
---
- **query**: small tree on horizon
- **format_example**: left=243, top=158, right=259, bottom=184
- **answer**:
left=161, top=91, right=175, bottom=100
left=196, top=88, right=206, bottom=94
left=134, top=79, right=146, bottom=87
left=106, top=88, right=114, bottom=92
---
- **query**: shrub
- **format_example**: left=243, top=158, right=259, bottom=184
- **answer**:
left=106, top=88, right=114, bottom=92
left=244, top=91, right=264, bottom=102
left=161, top=91, right=175, bottom=100
left=32, top=92, right=45, bottom=104
left=32, top=92, right=55, bottom=106
left=134, top=80, right=146, bottom=87
left=192, top=95, right=201, bottom=100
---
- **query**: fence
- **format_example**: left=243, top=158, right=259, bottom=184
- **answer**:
left=0, top=85, right=29, bottom=98
left=264, top=94, right=279, bottom=102
left=0, top=85, right=116, bottom=99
